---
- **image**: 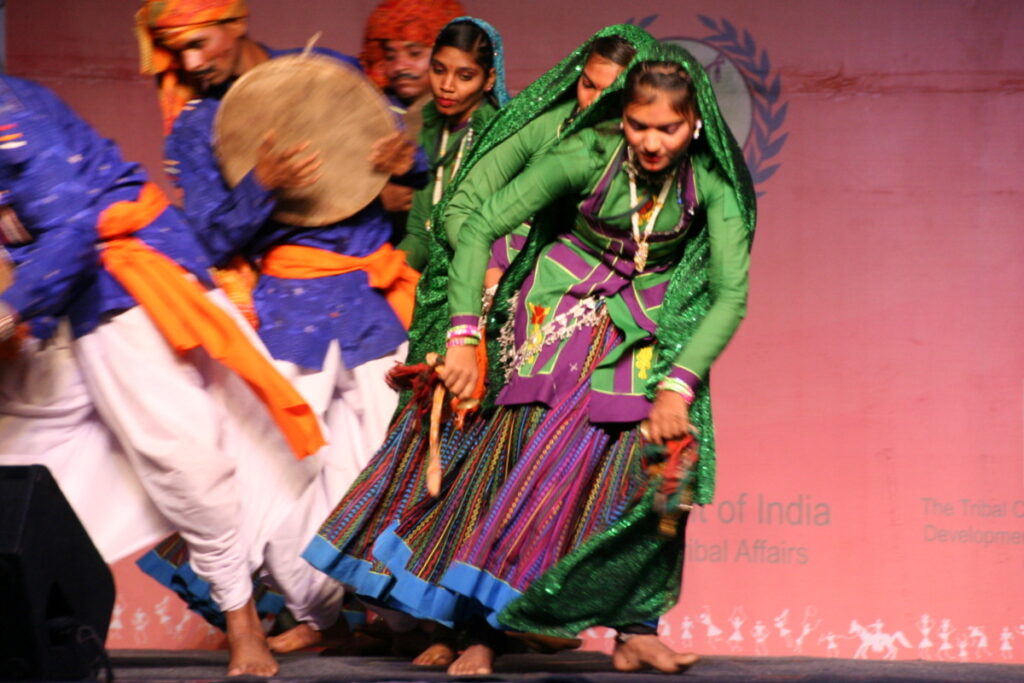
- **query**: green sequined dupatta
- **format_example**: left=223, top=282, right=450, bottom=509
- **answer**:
left=499, top=488, right=686, bottom=637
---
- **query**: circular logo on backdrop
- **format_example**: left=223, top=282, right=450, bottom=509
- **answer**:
left=629, top=14, right=789, bottom=193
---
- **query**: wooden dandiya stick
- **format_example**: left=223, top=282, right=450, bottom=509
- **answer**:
left=427, top=382, right=446, bottom=497
left=422, top=343, right=487, bottom=497
left=421, top=352, right=443, bottom=496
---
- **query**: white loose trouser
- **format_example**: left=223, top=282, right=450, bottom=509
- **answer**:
left=73, top=291, right=343, bottom=628
left=0, top=323, right=172, bottom=563
left=275, top=340, right=404, bottom=504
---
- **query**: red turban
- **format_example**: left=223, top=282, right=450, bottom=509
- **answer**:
left=360, top=0, right=466, bottom=89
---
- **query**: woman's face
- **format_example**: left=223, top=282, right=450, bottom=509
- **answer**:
left=575, top=54, right=625, bottom=110
left=623, top=92, right=696, bottom=173
left=429, top=46, right=495, bottom=124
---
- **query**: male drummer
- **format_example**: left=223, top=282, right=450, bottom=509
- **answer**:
left=359, top=0, right=464, bottom=237
left=0, top=74, right=340, bottom=677
left=136, top=0, right=426, bottom=645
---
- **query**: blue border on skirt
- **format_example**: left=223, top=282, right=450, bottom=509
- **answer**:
left=136, top=549, right=284, bottom=629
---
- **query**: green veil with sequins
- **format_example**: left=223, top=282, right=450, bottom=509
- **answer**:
left=497, top=41, right=757, bottom=636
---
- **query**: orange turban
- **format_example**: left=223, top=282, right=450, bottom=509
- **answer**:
left=360, top=0, right=465, bottom=89
left=135, top=0, right=249, bottom=134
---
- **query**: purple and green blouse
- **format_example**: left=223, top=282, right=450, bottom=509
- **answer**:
left=449, top=128, right=749, bottom=422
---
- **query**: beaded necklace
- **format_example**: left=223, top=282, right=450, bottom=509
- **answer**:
left=625, top=146, right=675, bottom=272
left=431, top=124, right=473, bottom=206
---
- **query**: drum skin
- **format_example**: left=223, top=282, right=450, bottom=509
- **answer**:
left=215, top=54, right=397, bottom=227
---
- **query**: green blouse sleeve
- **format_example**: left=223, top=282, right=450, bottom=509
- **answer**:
left=670, top=159, right=751, bottom=382
left=396, top=115, right=438, bottom=272
left=398, top=179, right=433, bottom=272
left=442, top=101, right=572, bottom=247
left=448, top=131, right=603, bottom=317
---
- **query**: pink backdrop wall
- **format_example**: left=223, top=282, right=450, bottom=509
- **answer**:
left=7, top=0, right=1023, bottom=664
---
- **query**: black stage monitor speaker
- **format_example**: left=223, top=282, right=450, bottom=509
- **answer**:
left=0, top=465, right=115, bottom=680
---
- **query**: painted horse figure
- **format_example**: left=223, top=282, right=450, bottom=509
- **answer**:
left=849, top=619, right=912, bottom=659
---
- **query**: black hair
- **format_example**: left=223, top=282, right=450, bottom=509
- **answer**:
left=586, top=35, right=637, bottom=68
left=623, top=60, right=700, bottom=124
left=432, top=20, right=495, bottom=73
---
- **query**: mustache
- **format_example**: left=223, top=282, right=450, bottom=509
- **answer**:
left=392, top=71, right=423, bottom=82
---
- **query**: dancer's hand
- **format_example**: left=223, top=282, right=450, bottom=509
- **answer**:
left=437, top=344, right=479, bottom=400
left=642, top=390, right=692, bottom=445
left=484, top=267, right=504, bottom=289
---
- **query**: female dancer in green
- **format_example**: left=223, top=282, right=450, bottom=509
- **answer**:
left=436, top=42, right=756, bottom=673
left=441, top=26, right=655, bottom=287
left=396, top=16, right=509, bottom=273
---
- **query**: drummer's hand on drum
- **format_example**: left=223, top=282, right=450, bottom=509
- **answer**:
left=380, top=183, right=414, bottom=212
left=436, top=344, right=479, bottom=401
left=253, top=130, right=322, bottom=192
left=368, top=132, right=415, bottom=177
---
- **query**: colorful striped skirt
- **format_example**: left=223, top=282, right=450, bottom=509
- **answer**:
left=306, top=317, right=654, bottom=629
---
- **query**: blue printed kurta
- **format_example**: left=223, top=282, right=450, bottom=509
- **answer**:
left=164, top=46, right=428, bottom=371
left=0, top=76, right=213, bottom=338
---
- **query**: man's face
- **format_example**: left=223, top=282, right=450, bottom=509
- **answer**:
left=162, top=23, right=243, bottom=91
left=383, top=40, right=431, bottom=104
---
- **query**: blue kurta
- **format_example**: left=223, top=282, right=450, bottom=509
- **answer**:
left=164, top=46, right=427, bottom=371
left=0, top=76, right=213, bottom=339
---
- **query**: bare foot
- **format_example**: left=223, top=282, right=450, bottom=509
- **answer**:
left=268, top=617, right=350, bottom=653
left=612, top=634, right=698, bottom=673
left=225, top=601, right=278, bottom=677
left=447, top=643, right=495, bottom=676
left=413, top=642, right=456, bottom=667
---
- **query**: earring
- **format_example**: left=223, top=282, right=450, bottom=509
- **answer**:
left=693, top=120, right=703, bottom=140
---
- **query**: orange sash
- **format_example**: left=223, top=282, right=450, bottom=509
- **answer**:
left=97, top=183, right=324, bottom=459
left=261, top=243, right=419, bottom=329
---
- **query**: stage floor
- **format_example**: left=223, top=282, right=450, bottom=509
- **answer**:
left=107, top=649, right=1024, bottom=682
